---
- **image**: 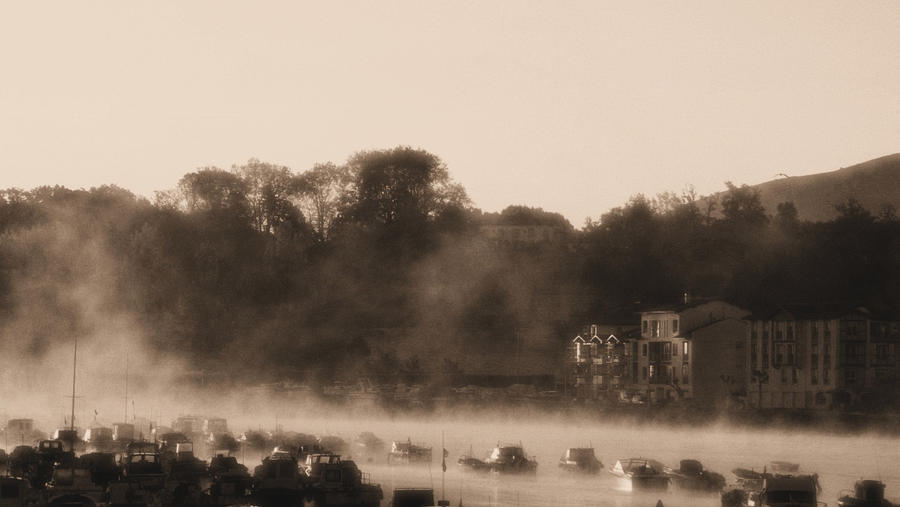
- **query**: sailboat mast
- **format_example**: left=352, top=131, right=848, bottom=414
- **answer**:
left=124, top=353, right=129, bottom=422
left=70, top=335, right=77, bottom=432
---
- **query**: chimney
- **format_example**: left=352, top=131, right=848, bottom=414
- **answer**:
left=683, top=291, right=691, bottom=305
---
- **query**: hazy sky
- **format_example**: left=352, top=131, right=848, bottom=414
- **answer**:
left=2, top=1, right=898, bottom=225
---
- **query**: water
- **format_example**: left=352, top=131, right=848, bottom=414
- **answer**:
left=243, top=412, right=900, bottom=507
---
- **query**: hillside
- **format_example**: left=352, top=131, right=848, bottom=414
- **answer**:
left=705, top=153, right=900, bottom=221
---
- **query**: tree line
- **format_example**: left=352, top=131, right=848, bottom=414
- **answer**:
left=0, top=147, right=898, bottom=386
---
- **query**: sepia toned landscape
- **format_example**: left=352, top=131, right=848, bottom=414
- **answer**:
left=2, top=2, right=900, bottom=506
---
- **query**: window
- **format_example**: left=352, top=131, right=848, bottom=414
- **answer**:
left=642, top=367, right=648, bottom=380
left=650, top=320, right=660, bottom=337
left=823, top=368, right=830, bottom=384
left=673, top=342, right=678, bottom=356
left=642, top=320, right=648, bottom=334
left=776, top=329, right=783, bottom=341
left=811, top=324, right=818, bottom=339
left=683, top=342, right=689, bottom=356
left=681, top=363, right=689, bottom=384
left=791, top=368, right=798, bottom=385
left=846, top=370, right=857, bottom=385
left=672, top=319, right=679, bottom=334
left=780, top=367, right=788, bottom=383
left=811, top=368, right=818, bottom=385
left=815, top=392, right=826, bottom=405
left=642, top=344, right=648, bottom=357
left=662, top=342, right=672, bottom=361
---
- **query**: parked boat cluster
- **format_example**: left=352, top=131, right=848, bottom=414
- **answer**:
left=1, top=420, right=898, bottom=507
left=0, top=419, right=385, bottom=507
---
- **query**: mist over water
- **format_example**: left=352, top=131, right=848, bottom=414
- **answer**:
left=4, top=376, right=900, bottom=506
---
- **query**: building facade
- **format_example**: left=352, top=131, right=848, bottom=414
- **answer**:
left=569, top=324, right=635, bottom=400
left=623, top=300, right=750, bottom=405
left=568, top=300, right=750, bottom=406
left=746, top=305, right=900, bottom=410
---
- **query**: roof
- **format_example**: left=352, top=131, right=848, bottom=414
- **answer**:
left=747, top=303, right=872, bottom=321
left=684, top=317, right=749, bottom=336
left=640, top=298, right=734, bottom=314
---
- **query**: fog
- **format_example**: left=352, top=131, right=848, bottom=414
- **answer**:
left=4, top=380, right=900, bottom=506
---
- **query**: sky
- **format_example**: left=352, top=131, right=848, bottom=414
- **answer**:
left=1, top=1, right=899, bottom=226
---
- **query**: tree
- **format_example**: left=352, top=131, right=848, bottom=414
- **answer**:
left=775, top=201, right=799, bottom=230
left=721, top=182, right=767, bottom=227
left=232, top=159, right=302, bottom=234
left=346, top=147, right=470, bottom=230
left=292, top=162, right=353, bottom=240
left=833, top=197, right=872, bottom=224
left=178, top=168, right=249, bottom=217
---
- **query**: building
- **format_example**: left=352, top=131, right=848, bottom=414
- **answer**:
left=746, top=305, right=900, bottom=410
left=569, top=324, right=637, bottom=400
left=623, top=300, right=750, bottom=406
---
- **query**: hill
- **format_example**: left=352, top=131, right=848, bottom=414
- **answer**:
left=704, top=153, right=900, bottom=221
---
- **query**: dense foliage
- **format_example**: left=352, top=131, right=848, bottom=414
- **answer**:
left=1, top=147, right=898, bottom=384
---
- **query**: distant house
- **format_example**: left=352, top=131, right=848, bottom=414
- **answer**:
left=746, top=305, right=900, bottom=410
left=623, top=300, right=750, bottom=406
left=569, top=324, right=638, bottom=400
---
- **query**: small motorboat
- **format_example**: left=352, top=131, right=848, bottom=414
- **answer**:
left=666, top=459, right=725, bottom=492
left=457, top=455, right=490, bottom=473
left=558, top=448, right=603, bottom=474
left=838, top=480, right=900, bottom=507
left=484, top=444, right=538, bottom=475
left=388, top=439, right=432, bottom=465
left=609, top=458, right=669, bottom=492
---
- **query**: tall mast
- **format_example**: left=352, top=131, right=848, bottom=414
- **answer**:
left=70, top=335, right=77, bottom=433
left=124, top=353, right=129, bottom=422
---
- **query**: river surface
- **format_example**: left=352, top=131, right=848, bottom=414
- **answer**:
left=232, top=411, right=900, bottom=507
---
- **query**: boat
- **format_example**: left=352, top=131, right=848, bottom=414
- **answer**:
left=456, top=455, right=490, bottom=473
left=483, top=444, right=538, bottom=475
left=162, top=441, right=210, bottom=505
left=721, top=471, right=822, bottom=507
left=387, top=439, right=432, bottom=465
left=107, top=441, right=166, bottom=507
left=352, top=432, right=385, bottom=462
left=76, top=452, right=120, bottom=490
left=45, top=465, right=105, bottom=507
left=251, top=447, right=303, bottom=507
left=558, top=448, right=603, bottom=474
left=83, top=427, right=116, bottom=453
left=838, top=480, right=900, bottom=507
left=301, top=453, right=383, bottom=507
left=666, top=459, right=725, bottom=492
left=0, top=476, right=35, bottom=507
left=609, top=458, right=669, bottom=492
left=390, top=488, right=436, bottom=507
left=208, top=454, right=251, bottom=507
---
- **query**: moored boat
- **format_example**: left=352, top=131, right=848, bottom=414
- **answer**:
left=838, top=480, right=900, bottom=507
left=483, top=444, right=538, bottom=475
left=666, top=459, right=725, bottom=493
left=387, top=439, right=432, bottom=465
left=609, top=458, right=669, bottom=492
left=558, top=448, right=603, bottom=474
